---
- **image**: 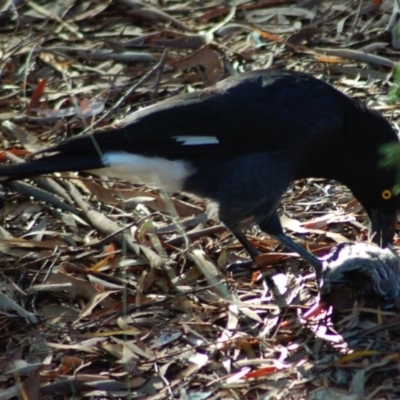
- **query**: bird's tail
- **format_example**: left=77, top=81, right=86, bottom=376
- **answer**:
left=0, top=152, right=104, bottom=182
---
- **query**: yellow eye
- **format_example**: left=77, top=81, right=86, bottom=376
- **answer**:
left=382, top=189, right=392, bottom=200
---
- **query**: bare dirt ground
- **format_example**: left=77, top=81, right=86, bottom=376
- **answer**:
left=1, top=0, right=400, bottom=399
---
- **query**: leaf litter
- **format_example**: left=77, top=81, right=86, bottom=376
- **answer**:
left=1, top=0, right=400, bottom=398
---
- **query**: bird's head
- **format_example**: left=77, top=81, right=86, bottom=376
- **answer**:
left=342, top=108, right=400, bottom=247
left=352, top=172, right=399, bottom=247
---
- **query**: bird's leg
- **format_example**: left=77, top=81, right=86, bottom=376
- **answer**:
left=272, top=232, right=323, bottom=283
left=227, top=227, right=323, bottom=289
left=225, top=212, right=323, bottom=288
left=224, top=230, right=259, bottom=272
left=232, top=229, right=260, bottom=259
left=259, top=213, right=323, bottom=285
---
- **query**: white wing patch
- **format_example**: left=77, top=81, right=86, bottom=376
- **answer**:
left=88, top=152, right=194, bottom=192
left=173, top=136, right=219, bottom=145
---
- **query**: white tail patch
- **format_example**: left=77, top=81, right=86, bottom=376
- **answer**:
left=173, top=136, right=219, bottom=145
left=89, top=152, right=194, bottom=192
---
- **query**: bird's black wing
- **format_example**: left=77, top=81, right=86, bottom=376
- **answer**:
left=43, top=70, right=347, bottom=159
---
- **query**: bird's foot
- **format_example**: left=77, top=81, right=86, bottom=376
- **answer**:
left=225, top=259, right=254, bottom=274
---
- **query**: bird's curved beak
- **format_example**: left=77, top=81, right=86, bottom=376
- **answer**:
left=369, top=208, right=397, bottom=247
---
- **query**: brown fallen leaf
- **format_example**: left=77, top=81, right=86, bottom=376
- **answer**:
left=170, top=45, right=224, bottom=86
left=26, top=78, right=47, bottom=114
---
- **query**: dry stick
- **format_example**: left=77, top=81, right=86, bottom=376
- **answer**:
left=9, top=181, right=77, bottom=214
left=152, top=56, right=166, bottom=98
left=313, top=47, right=395, bottom=68
left=26, top=0, right=83, bottom=39
left=32, top=47, right=156, bottom=64
left=82, top=211, right=198, bottom=248
left=82, top=48, right=169, bottom=134
left=350, top=0, right=363, bottom=38
left=0, top=291, right=39, bottom=324
left=251, top=24, right=397, bottom=69
left=166, top=225, right=226, bottom=246
left=63, top=180, right=164, bottom=267
left=207, top=3, right=236, bottom=35
left=83, top=219, right=138, bottom=248
left=115, top=0, right=190, bottom=31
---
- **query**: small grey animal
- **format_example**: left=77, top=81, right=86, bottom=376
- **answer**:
left=320, top=242, right=400, bottom=310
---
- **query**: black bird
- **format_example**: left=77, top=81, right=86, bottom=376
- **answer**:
left=0, top=69, right=399, bottom=271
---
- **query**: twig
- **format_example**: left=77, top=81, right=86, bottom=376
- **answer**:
left=82, top=48, right=170, bottom=134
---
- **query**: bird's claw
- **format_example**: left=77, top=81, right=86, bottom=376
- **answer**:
left=225, top=259, right=254, bottom=274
